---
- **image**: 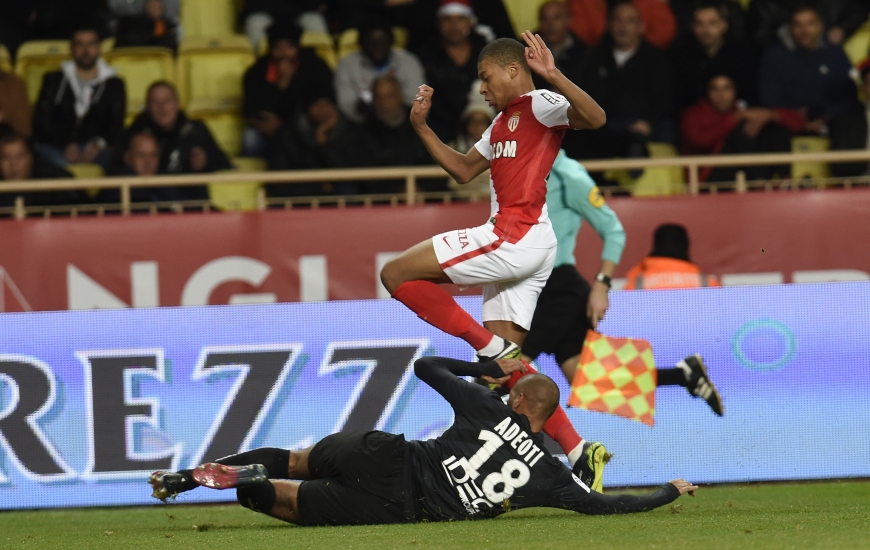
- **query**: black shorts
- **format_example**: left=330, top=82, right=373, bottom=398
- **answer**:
left=297, top=431, right=417, bottom=526
left=522, top=264, right=593, bottom=366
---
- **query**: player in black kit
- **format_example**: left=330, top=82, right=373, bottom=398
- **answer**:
left=149, top=356, right=697, bottom=526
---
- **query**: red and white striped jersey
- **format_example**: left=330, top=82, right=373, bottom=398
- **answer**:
left=474, top=89, right=571, bottom=244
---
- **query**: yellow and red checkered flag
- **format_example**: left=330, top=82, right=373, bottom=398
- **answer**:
left=568, top=330, right=657, bottom=426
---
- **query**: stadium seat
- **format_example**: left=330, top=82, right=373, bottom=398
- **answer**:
left=15, top=40, right=70, bottom=104
left=176, top=36, right=255, bottom=111
left=190, top=106, right=245, bottom=157
left=844, top=23, right=870, bottom=67
left=104, top=47, right=175, bottom=116
left=0, top=45, right=12, bottom=73
left=337, top=28, right=409, bottom=60
left=180, top=0, right=236, bottom=39
left=209, top=168, right=262, bottom=211
left=791, top=136, right=831, bottom=179
left=66, top=163, right=105, bottom=179
left=502, top=0, right=546, bottom=38
left=232, top=156, right=267, bottom=172
left=605, top=143, right=685, bottom=196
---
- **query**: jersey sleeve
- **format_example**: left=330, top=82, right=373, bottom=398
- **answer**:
left=414, top=356, right=506, bottom=415
left=549, top=470, right=682, bottom=514
left=473, top=114, right=499, bottom=160
left=531, top=91, right=571, bottom=129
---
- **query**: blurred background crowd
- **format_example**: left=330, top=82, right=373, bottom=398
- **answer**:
left=3, top=0, right=870, bottom=205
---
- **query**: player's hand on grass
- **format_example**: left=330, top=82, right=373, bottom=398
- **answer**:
left=522, top=31, right=557, bottom=81
left=669, top=479, right=698, bottom=496
left=483, top=358, right=527, bottom=385
left=587, top=284, right=609, bottom=329
left=410, top=85, right=433, bottom=128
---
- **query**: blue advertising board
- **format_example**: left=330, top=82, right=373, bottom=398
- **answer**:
left=0, top=282, right=868, bottom=509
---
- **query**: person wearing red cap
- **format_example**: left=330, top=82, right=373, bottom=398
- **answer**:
left=380, top=32, right=606, bottom=485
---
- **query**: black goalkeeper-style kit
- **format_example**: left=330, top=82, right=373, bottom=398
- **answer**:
left=296, top=357, right=680, bottom=526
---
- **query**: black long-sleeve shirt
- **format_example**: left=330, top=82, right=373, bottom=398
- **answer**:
left=406, top=357, right=681, bottom=521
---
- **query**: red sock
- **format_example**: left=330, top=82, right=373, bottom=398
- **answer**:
left=504, top=362, right=584, bottom=459
left=392, top=281, right=493, bottom=350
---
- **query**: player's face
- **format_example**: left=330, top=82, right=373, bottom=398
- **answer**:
left=707, top=76, right=736, bottom=112
left=478, top=59, right=514, bottom=112
left=692, top=8, right=727, bottom=49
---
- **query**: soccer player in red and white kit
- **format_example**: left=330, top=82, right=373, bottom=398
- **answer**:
left=380, top=32, right=608, bottom=485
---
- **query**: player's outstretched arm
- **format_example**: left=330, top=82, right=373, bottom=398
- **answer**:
left=414, top=356, right=525, bottom=407
left=410, top=85, right=491, bottom=183
left=573, top=479, right=697, bottom=515
left=522, top=31, right=606, bottom=130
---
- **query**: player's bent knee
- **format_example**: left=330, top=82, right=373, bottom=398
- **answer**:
left=237, top=482, right=277, bottom=514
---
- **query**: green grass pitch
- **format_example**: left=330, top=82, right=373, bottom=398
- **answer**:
left=1, top=481, right=867, bottom=549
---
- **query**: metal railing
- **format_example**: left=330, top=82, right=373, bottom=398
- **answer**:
left=2, top=149, right=870, bottom=218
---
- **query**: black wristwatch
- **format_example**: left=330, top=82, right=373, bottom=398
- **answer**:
left=594, top=273, right=612, bottom=288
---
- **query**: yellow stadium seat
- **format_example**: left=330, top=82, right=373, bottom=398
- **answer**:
left=0, top=45, right=12, bottom=73
left=791, top=136, right=831, bottom=179
left=604, top=143, right=685, bottom=196
left=232, top=157, right=267, bottom=172
left=102, top=38, right=115, bottom=54
left=337, top=27, right=409, bottom=60
left=844, top=23, right=870, bottom=67
left=15, top=40, right=70, bottom=104
left=190, top=107, right=245, bottom=157
left=176, top=36, right=255, bottom=111
left=502, top=0, right=546, bottom=38
left=209, top=169, right=262, bottom=211
left=66, top=163, right=105, bottom=179
left=105, top=47, right=175, bottom=115
left=180, top=0, right=236, bottom=38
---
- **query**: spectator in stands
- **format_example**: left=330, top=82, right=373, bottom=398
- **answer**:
left=265, top=97, right=364, bottom=196
left=681, top=75, right=801, bottom=182
left=115, top=0, right=179, bottom=50
left=0, top=66, right=32, bottom=138
left=102, top=131, right=195, bottom=203
left=109, top=0, right=179, bottom=21
left=757, top=6, right=857, bottom=140
left=242, top=1, right=329, bottom=51
left=566, top=0, right=676, bottom=49
left=828, top=59, right=870, bottom=177
left=356, top=76, right=431, bottom=193
left=32, top=24, right=126, bottom=169
left=535, top=1, right=586, bottom=88
left=0, top=133, right=83, bottom=208
left=334, top=19, right=425, bottom=124
left=417, top=0, right=489, bottom=142
left=671, top=1, right=755, bottom=113
left=242, top=23, right=334, bottom=159
left=124, top=81, right=230, bottom=200
left=670, top=0, right=747, bottom=46
left=446, top=95, right=493, bottom=197
left=747, top=0, right=867, bottom=49
left=577, top=1, right=674, bottom=171
left=624, top=224, right=720, bottom=290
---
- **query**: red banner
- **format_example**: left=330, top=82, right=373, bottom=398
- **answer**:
left=1, top=189, right=868, bottom=312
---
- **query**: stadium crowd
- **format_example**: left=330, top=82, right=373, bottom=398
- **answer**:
left=2, top=0, right=870, bottom=205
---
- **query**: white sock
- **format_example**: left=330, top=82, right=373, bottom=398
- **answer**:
left=566, top=440, right=586, bottom=467
left=676, top=359, right=692, bottom=382
left=476, top=335, right=505, bottom=358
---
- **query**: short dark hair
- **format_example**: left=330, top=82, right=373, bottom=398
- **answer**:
left=478, top=38, right=530, bottom=73
left=146, top=80, right=179, bottom=101
left=791, top=3, right=821, bottom=20
left=651, top=223, right=690, bottom=261
left=267, top=21, right=303, bottom=49
left=71, top=22, right=103, bottom=42
left=359, top=18, right=394, bottom=45
left=693, top=0, right=728, bottom=21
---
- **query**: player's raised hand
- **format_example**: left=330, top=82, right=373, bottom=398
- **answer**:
left=522, top=31, right=557, bottom=79
left=669, top=479, right=699, bottom=496
left=482, top=358, right=527, bottom=385
left=410, top=85, right=434, bottom=128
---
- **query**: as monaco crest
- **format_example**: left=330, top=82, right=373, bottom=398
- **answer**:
left=508, top=111, right=520, bottom=132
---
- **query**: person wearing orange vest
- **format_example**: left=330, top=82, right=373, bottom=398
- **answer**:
left=625, top=224, right=721, bottom=290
